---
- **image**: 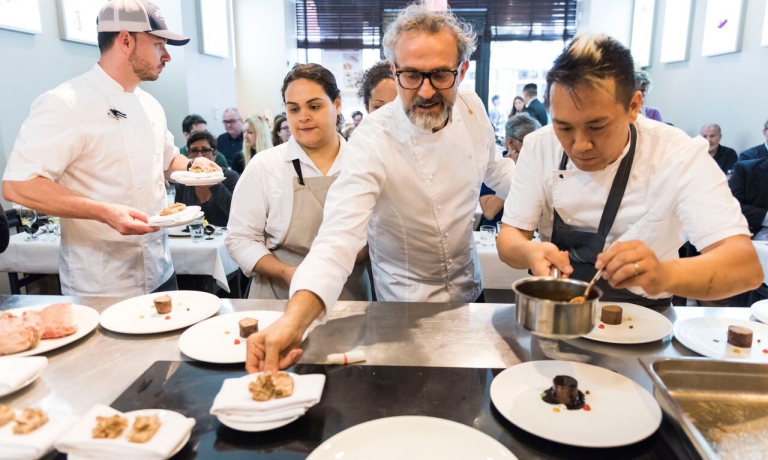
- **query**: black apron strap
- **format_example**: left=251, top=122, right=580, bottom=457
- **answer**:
left=292, top=159, right=305, bottom=186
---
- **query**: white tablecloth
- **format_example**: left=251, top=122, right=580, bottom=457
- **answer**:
left=474, top=231, right=530, bottom=289
left=753, top=241, right=768, bottom=285
left=0, top=232, right=239, bottom=292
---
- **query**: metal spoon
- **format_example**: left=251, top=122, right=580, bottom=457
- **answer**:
left=569, top=268, right=603, bottom=303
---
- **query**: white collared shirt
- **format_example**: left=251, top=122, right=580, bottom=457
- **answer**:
left=225, top=135, right=346, bottom=277
left=3, top=64, right=177, bottom=296
left=502, top=116, right=749, bottom=298
left=291, top=88, right=515, bottom=308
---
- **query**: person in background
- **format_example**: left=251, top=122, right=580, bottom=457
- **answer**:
left=488, top=94, right=504, bottom=133
left=523, top=83, right=548, bottom=126
left=479, top=113, right=541, bottom=227
left=244, top=4, right=514, bottom=373
left=272, top=115, right=291, bottom=146
left=739, top=119, right=768, bottom=161
left=175, top=130, right=238, bottom=227
left=635, top=71, right=663, bottom=123
left=0, top=204, right=8, bottom=254
left=2, top=0, right=219, bottom=296
left=508, top=95, right=525, bottom=118
left=344, top=110, right=364, bottom=138
left=700, top=124, right=737, bottom=175
left=232, top=116, right=273, bottom=175
left=217, top=108, right=244, bottom=166
left=497, top=32, right=760, bottom=307
left=729, top=157, right=768, bottom=240
left=226, top=64, right=371, bottom=301
left=180, top=114, right=228, bottom=169
left=358, top=61, right=397, bottom=113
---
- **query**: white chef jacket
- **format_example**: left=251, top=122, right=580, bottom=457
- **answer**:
left=502, top=116, right=749, bottom=298
left=291, top=88, right=515, bottom=308
left=225, top=134, right=346, bottom=276
left=3, top=64, right=176, bottom=296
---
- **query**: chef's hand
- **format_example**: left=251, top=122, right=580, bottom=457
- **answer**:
left=527, top=242, right=573, bottom=277
left=596, top=240, right=670, bottom=295
left=102, top=204, right=159, bottom=235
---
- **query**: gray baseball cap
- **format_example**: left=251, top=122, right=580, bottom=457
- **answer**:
left=97, top=0, right=190, bottom=46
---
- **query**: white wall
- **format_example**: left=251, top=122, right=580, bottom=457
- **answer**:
left=578, top=0, right=633, bottom=47
left=233, top=0, right=297, bottom=120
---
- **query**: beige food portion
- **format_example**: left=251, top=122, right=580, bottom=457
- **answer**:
left=600, top=305, right=623, bottom=325
left=249, top=372, right=294, bottom=401
left=0, top=312, right=42, bottom=356
left=153, top=295, right=172, bottom=314
left=189, top=164, right=218, bottom=173
left=92, top=414, right=128, bottom=439
left=127, top=415, right=161, bottom=443
left=159, top=202, right=186, bottom=216
left=0, top=404, right=15, bottom=427
left=12, top=408, right=48, bottom=434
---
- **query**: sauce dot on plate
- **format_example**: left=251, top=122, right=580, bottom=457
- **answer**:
left=627, top=317, right=633, bottom=321
left=733, top=348, right=741, bottom=354
left=225, top=331, right=230, bottom=335
left=583, top=404, right=591, bottom=411
left=553, top=407, right=560, bottom=413
left=713, top=339, right=720, bottom=343
left=139, top=315, right=145, bottom=319
left=234, top=339, right=241, bottom=345
left=598, top=324, right=605, bottom=329
left=629, top=325, right=634, bottom=329
left=165, top=316, right=171, bottom=320
left=763, top=349, right=768, bottom=354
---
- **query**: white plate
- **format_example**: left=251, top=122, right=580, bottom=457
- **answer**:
left=217, top=414, right=300, bottom=432
left=0, top=358, right=47, bottom=397
left=490, top=361, right=661, bottom=448
left=176, top=177, right=226, bottom=186
left=673, top=317, right=768, bottom=362
left=149, top=207, right=203, bottom=229
left=307, top=416, right=517, bottom=460
left=100, top=291, right=221, bottom=334
left=179, top=310, right=292, bottom=363
left=0, top=304, right=100, bottom=358
left=582, top=302, right=673, bottom=344
left=66, top=409, right=192, bottom=460
left=170, top=171, right=225, bottom=186
left=750, top=299, right=768, bottom=324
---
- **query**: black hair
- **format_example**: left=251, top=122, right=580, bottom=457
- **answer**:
left=187, top=130, right=217, bottom=151
left=182, top=114, right=207, bottom=134
left=357, top=61, right=394, bottom=108
left=523, top=83, right=538, bottom=97
left=491, top=95, right=500, bottom=103
left=281, top=63, right=340, bottom=104
left=272, top=115, right=287, bottom=146
left=97, top=31, right=136, bottom=53
left=351, top=111, right=363, bottom=119
left=545, top=33, right=636, bottom=109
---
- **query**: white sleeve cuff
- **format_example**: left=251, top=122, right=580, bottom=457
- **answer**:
left=290, top=262, right=345, bottom=317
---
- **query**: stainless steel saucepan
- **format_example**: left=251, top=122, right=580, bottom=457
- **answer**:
left=512, top=268, right=602, bottom=338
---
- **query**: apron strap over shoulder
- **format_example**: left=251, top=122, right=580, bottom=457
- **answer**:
left=292, top=159, right=305, bottom=186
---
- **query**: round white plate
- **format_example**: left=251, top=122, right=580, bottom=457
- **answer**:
left=750, top=299, right=768, bottom=324
left=582, top=302, right=673, bottom=344
left=0, top=304, right=100, bottom=358
left=490, top=361, right=661, bottom=448
left=0, top=358, right=47, bottom=397
left=100, top=291, right=221, bottom=334
left=673, top=317, right=768, bottom=362
left=170, top=171, right=225, bottom=186
left=308, top=416, right=517, bottom=460
left=217, top=414, right=300, bottom=432
left=180, top=310, right=291, bottom=363
left=176, top=176, right=225, bottom=186
left=67, top=409, right=192, bottom=460
left=150, top=208, right=203, bottom=229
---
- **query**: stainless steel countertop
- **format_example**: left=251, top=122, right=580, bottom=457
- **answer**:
left=0, top=295, right=754, bottom=418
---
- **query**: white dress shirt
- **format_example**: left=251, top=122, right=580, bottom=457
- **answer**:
left=502, top=116, right=749, bottom=298
left=225, top=135, right=346, bottom=277
left=3, top=64, right=176, bottom=296
left=291, top=88, right=515, bottom=308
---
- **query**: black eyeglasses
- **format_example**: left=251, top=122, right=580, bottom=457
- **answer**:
left=395, top=67, right=460, bottom=90
left=188, top=148, right=214, bottom=156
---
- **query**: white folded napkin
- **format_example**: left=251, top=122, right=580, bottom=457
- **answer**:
left=210, top=373, right=325, bottom=420
left=325, top=350, right=366, bottom=365
left=55, top=405, right=194, bottom=460
left=0, top=410, right=76, bottom=460
left=0, top=357, right=47, bottom=394
left=148, top=206, right=200, bottom=225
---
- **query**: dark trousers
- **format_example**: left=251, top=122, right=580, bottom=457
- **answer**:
left=151, top=272, right=178, bottom=293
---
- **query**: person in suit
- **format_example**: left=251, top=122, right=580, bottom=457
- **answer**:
left=700, top=124, right=737, bottom=174
left=729, top=157, right=768, bottom=239
left=522, top=83, right=548, bottom=126
left=739, top=119, right=768, bottom=161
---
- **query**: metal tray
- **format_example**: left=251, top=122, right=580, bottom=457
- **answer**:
left=642, top=357, right=768, bottom=460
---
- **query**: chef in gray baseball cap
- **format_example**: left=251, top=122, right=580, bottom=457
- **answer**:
left=2, top=0, right=221, bottom=296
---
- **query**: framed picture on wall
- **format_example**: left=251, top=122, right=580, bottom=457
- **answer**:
left=762, top=0, right=768, bottom=47
left=630, top=0, right=656, bottom=68
left=701, top=0, right=747, bottom=57
left=0, top=0, right=43, bottom=35
left=58, top=0, right=107, bottom=46
left=198, top=0, right=230, bottom=58
left=659, top=0, right=693, bottom=63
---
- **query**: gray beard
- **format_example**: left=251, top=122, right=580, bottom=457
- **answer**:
left=405, top=99, right=453, bottom=131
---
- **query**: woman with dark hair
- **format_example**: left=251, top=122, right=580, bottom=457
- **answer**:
left=508, top=95, right=525, bottom=118
left=226, top=63, right=372, bottom=300
left=358, top=61, right=397, bottom=114
left=271, top=115, right=291, bottom=146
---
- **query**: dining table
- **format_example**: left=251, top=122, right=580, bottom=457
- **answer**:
left=0, top=230, right=240, bottom=295
left=1, top=293, right=757, bottom=459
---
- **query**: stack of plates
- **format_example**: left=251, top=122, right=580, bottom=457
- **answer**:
left=148, top=205, right=203, bottom=228
left=170, top=171, right=225, bottom=186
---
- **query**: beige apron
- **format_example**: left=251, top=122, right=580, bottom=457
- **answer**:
left=248, top=159, right=372, bottom=300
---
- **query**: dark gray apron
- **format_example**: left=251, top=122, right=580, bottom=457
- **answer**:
left=550, top=124, right=670, bottom=307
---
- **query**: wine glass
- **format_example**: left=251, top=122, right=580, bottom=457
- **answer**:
left=49, top=216, right=61, bottom=238
left=19, top=208, right=39, bottom=241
